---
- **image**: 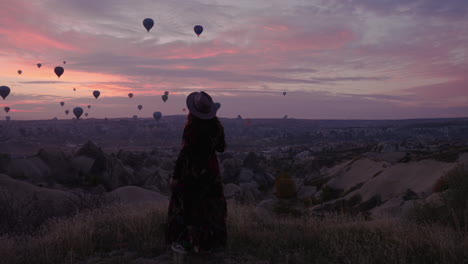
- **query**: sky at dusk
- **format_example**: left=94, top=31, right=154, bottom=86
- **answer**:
left=0, top=0, right=467, bottom=120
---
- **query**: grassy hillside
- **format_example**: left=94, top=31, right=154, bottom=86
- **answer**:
left=0, top=202, right=466, bottom=264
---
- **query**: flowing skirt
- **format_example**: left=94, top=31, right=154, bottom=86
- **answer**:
left=165, top=157, right=227, bottom=251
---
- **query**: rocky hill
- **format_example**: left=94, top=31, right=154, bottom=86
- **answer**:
left=1, top=117, right=468, bottom=263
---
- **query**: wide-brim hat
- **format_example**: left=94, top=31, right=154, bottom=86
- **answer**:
left=186, top=91, right=217, bottom=119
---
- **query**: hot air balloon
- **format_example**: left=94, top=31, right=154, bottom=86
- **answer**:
left=214, top=102, right=221, bottom=111
left=37, top=63, right=42, bottom=68
left=65, top=110, right=70, bottom=115
left=162, top=94, right=168, bottom=103
left=182, top=108, right=186, bottom=112
left=153, top=111, right=162, bottom=121
left=4, top=107, right=10, bottom=113
left=128, top=93, right=133, bottom=99
left=164, top=91, right=169, bottom=95
left=60, top=102, right=64, bottom=107
left=87, top=105, right=91, bottom=109
left=5, top=116, right=10, bottom=121
left=85, top=113, right=88, bottom=117
left=93, top=90, right=100, bottom=99
left=17, top=70, right=22, bottom=75
left=63, top=61, right=66, bottom=64
left=73, top=88, right=76, bottom=92
left=143, top=18, right=154, bottom=32
left=0, top=86, right=11, bottom=100
left=138, top=105, right=142, bottom=111
left=54, top=66, right=64, bottom=78
left=283, top=92, right=286, bottom=96
left=194, top=25, right=203, bottom=37
left=73, top=107, right=83, bottom=119
left=283, top=115, right=288, bottom=119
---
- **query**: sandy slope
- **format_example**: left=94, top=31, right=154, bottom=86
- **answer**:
left=317, top=153, right=468, bottom=218
left=0, top=173, right=77, bottom=216
left=326, top=158, right=388, bottom=192
left=110, top=186, right=169, bottom=205
left=0, top=173, right=74, bottom=201
left=347, top=159, right=453, bottom=201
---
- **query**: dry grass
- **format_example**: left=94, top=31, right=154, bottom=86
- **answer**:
left=0, top=203, right=167, bottom=264
left=227, top=203, right=467, bottom=264
left=413, top=163, right=468, bottom=230
left=0, top=202, right=467, bottom=264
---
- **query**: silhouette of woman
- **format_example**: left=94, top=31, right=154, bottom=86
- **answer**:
left=165, top=91, right=227, bottom=254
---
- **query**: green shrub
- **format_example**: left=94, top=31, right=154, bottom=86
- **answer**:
left=319, top=186, right=343, bottom=203
left=301, top=196, right=320, bottom=207
left=87, top=173, right=104, bottom=186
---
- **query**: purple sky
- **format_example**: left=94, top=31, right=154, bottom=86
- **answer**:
left=0, top=0, right=467, bottom=120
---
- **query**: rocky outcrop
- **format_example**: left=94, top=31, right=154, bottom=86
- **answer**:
left=37, top=148, right=76, bottom=185
left=76, top=140, right=104, bottom=159
left=71, top=156, right=94, bottom=175
left=224, top=183, right=240, bottom=199
left=238, top=169, right=254, bottom=183
left=97, top=158, right=134, bottom=190
left=253, top=171, right=275, bottom=190
left=221, top=158, right=242, bottom=183
left=238, top=182, right=261, bottom=203
left=7, top=157, right=50, bottom=182
left=0, top=174, right=77, bottom=233
left=0, top=153, right=11, bottom=174
left=38, top=148, right=69, bottom=167
left=117, top=150, right=148, bottom=169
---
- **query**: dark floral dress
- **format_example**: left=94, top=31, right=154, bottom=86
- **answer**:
left=165, top=119, right=227, bottom=251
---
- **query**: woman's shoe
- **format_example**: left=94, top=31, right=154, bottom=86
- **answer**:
left=193, top=245, right=200, bottom=254
left=171, top=242, right=189, bottom=254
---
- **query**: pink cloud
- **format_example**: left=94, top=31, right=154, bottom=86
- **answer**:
left=133, top=40, right=243, bottom=60
left=10, top=109, right=42, bottom=113
left=263, top=25, right=289, bottom=32
left=400, top=80, right=468, bottom=99
left=261, top=29, right=354, bottom=52
left=0, top=0, right=81, bottom=53
left=0, top=28, right=80, bottom=53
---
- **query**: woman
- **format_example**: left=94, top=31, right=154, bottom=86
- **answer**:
left=165, top=91, right=227, bottom=254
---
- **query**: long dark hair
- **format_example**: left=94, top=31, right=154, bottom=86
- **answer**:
left=182, top=113, right=225, bottom=155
